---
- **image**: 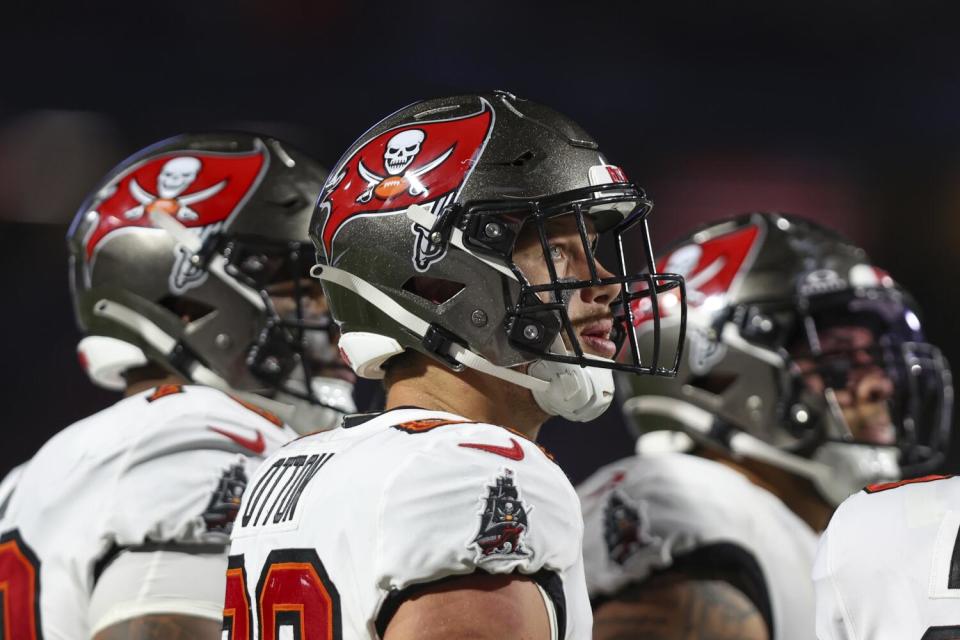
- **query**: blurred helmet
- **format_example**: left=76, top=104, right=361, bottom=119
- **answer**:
left=310, top=91, right=685, bottom=422
left=623, top=213, right=953, bottom=505
left=68, top=132, right=355, bottom=433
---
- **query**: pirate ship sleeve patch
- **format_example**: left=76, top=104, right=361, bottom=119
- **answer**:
left=602, top=491, right=661, bottom=567
left=200, top=462, right=248, bottom=536
left=470, top=468, right=532, bottom=561
left=374, top=440, right=583, bottom=595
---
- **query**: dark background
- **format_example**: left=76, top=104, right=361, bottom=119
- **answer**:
left=2, top=1, right=958, bottom=484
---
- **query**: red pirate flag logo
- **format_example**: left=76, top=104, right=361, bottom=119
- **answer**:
left=628, top=222, right=763, bottom=372
left=81, top=147, right=268, bottom=292
left=631, top=222, right=763, bottom=327
left=317, top=100, right=495, bottom=269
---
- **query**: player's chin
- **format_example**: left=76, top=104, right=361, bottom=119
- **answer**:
left=854, top=422, right=897, bottom=446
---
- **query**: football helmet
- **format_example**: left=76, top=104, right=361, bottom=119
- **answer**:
left=622, top=213, right=953, bottom=505
left=310, top=91, right=685, bottom=422
left=67, top=132, right=355, bottom=433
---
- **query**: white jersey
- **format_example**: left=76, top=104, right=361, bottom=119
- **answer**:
left=0, top=462, right=25, bottom=519
left=0, top=384, right=295, bottom=639
left=579, top=452, right=820, bottom=640
left=814, top=474, right=960, bottom=639
left=227, top=407, right=591, bottom=640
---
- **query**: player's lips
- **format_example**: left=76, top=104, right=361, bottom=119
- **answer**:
left=578, top=319, right=616, bottom=359
left=310, top=359, right=357, bottom=383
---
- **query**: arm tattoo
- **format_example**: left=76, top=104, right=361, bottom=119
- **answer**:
left=593, top=572, right=770, bottom=640
left=93, top=614, right=222, bottom=640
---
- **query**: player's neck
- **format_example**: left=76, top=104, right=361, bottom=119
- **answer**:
left=385, top=359, right=549, bottom=440
left=123, top=374, right=187, bottom=397
left=705, top=452, right=834, bottom=532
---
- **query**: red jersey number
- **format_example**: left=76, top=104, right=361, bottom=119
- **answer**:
left=0, top=529, right=43, bottom=640
left=223, top=555, right=252, bottom=640
left=223, top=550, right=341, bottom=640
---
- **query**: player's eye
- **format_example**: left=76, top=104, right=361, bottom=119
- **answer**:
left=548, top=245, right=564, bottom=262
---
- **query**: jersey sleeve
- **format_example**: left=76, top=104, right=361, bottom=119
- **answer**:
left=812, top=523, right=852, bottom=640
left=374, top=427, right=582, bottom=592
left=578, top=454, right=774, bottom=600
left=812, top=478, right=960, bottom=640
left=0, top=462, right=25, bottom=521
left=104, top=413, right=266, bottom=548
left=88, top=547, right=228, bottom=633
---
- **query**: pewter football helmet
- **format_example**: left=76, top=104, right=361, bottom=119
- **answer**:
left=623, top=213, right=953, bottom=505
left=310, top=91, right=685, bottom=421
left=68, top=132, right=355, bottom=432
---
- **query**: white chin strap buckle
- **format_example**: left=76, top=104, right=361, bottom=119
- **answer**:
left=528, top=359, right=615, bottom=422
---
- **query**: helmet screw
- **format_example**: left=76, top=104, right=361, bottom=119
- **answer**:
left=791, top=404, right=810, bottom=424
left=523, top=324, right=540, bottom=341
left=471, top=309, right=488, bottom=327
left=484, top=222, right=503, bottom=239
left=430, top=231, right=443, bottom=244
left=262, top=356, right=282, bottom=375
left=751, top=314, right=774, bottom=333
left=214, top=333, right=232, bottom=349
left=242, top=256, right=265, bottom=272
left=190, top=255, right=202, bottom=266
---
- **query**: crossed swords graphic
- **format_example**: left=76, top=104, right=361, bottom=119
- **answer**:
left=125, top=178, right=227, bottom=222
left=355, top=146, right=455, bottom=204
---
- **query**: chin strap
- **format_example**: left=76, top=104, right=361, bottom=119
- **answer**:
left=87, top=213, right=349, bottom=433
left=313, top=262, right=615, bottom=422
left=624, top=395, right=900, bottom=506
left=89, top=298, right=345, bottom=433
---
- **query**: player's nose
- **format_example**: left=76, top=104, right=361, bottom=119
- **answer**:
left=580, top=258, right=619, bottom=306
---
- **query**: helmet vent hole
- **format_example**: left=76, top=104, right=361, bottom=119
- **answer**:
left=510, top=150, right=535, bottom=166
left=159, top=296, right=216, bottom=323
left=413, top=105, right=460, bottom=119
left=267, top=184, right=303, bottom=209
left=688, top=372, right=737, bottom=395
left=402, top=277, right=465, bottom=305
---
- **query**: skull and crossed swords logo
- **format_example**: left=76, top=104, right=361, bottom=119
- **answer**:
left=124, top=156, right=227, bottom=222
left=355, top=129, right=454, bottom=204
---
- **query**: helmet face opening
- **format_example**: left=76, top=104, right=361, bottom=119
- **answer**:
left=783, top=289, right=953, bottom=473
left=216, top=233, right=355, bottom=410
left=454, top=183, right=686, bottom=375
left=623, top=213, right=954, bottom=503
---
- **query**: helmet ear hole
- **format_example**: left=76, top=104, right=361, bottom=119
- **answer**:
left=401, top=277, right=465, bottom=305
